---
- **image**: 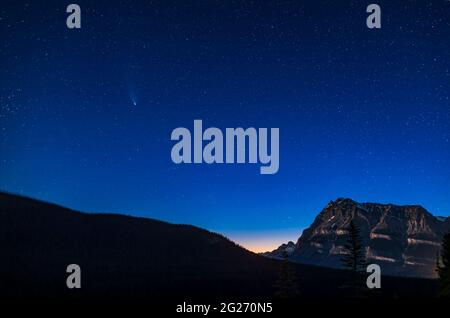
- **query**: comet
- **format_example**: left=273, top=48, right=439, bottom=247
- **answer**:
left=128, top=86, right=137, bottom=106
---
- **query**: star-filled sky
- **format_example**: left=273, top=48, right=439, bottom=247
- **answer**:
left=1, top=0, right=449, bottom=252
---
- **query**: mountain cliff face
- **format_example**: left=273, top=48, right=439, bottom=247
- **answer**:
left=285, top=199, right=449, bottom=278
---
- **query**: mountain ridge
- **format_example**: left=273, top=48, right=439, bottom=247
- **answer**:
left=264, top=197, right=450, bottom=278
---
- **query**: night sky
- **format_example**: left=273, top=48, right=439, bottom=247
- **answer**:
left=1, top=0, right=449, bottom=252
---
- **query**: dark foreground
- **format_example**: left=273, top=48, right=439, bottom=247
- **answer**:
left=0, top=192, right=442, bottom=313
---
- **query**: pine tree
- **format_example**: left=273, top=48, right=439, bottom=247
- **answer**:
left=437, top=233, right=450, bottom=297
left=339, top=219, right=368, bottom=297
left=273, top=251, right=300, bottom=298
left=341, top=219, right=367, bottom=272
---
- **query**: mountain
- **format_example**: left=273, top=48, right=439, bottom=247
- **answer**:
left=260, top=241, right=296, bottom=259
left=266, top=198, right=450, bottom=278
left=0, top=192, right=439, bottom=300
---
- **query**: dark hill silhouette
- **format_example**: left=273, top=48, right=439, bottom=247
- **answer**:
left=0, top=192, right=439, bottom=300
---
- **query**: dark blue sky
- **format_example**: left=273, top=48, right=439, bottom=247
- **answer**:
left=1, top=0, right=449, bottom=251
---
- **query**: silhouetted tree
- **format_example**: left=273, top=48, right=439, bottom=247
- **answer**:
left=339, top=220, right=368, bottom=297
left=437, top=233, right=450, bottom=297
left=341, top=219, right=367, bottom=272
left=273, top=251, right=300, bottom=298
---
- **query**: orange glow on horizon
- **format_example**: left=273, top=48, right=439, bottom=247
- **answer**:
left=239, top=241, right=287, bottom=253
left=221, top=228, right=302, bottom=254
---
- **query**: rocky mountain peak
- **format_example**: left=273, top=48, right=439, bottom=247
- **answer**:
left=266, top=199, right=449, bottom=278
